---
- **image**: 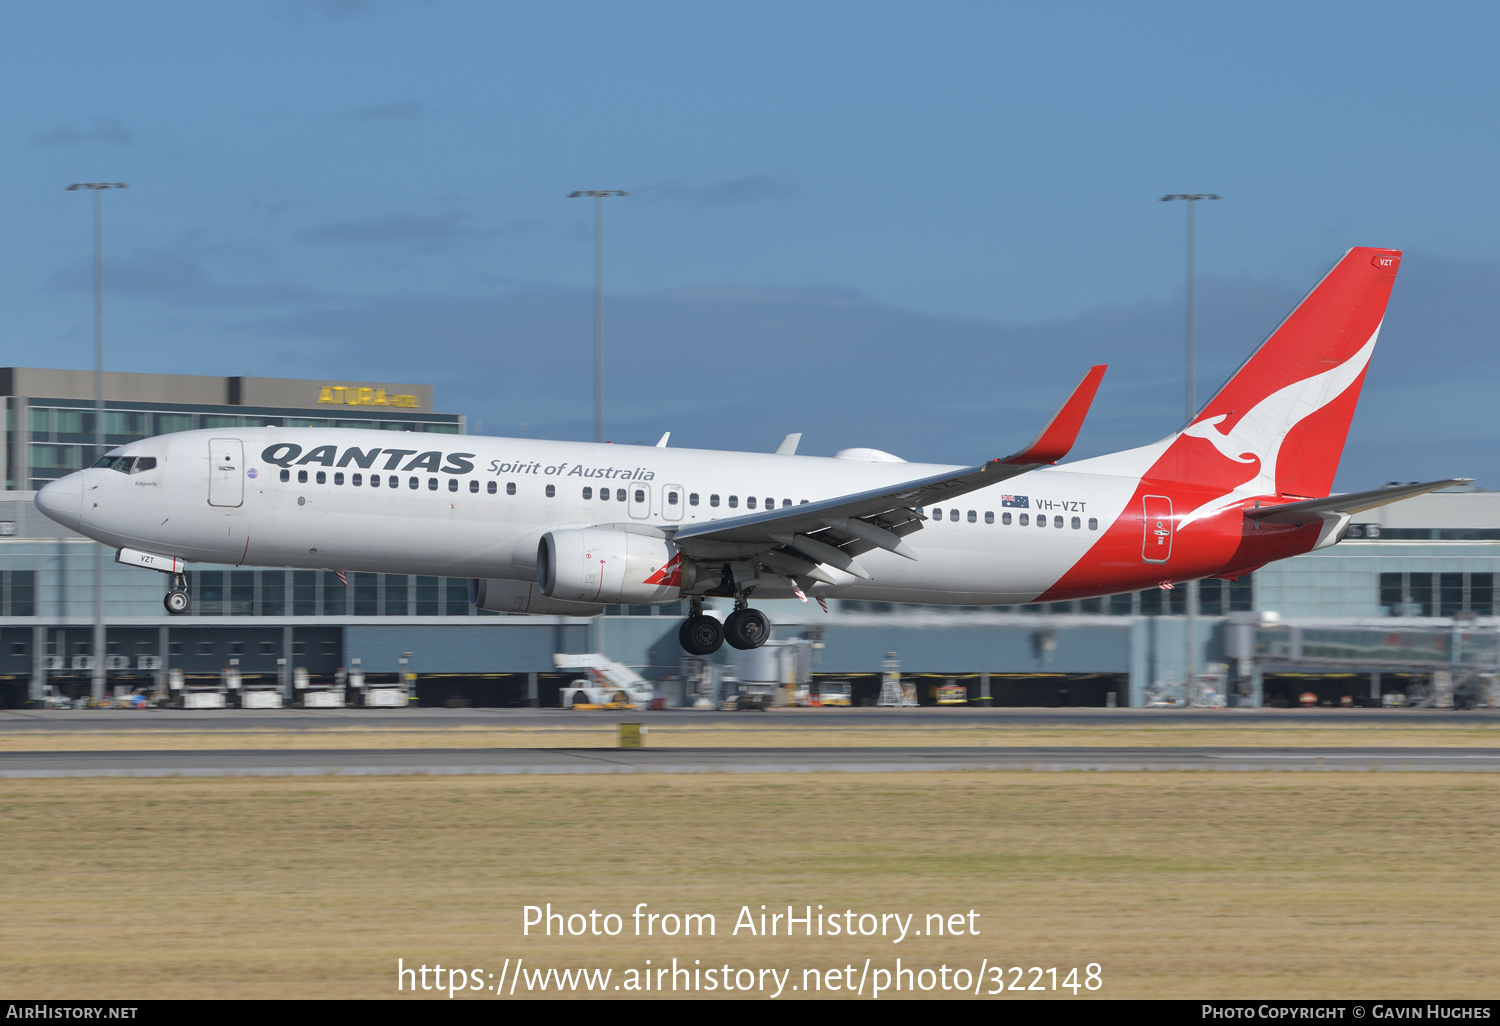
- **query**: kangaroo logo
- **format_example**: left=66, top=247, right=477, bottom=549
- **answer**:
left=1176, top=329, right=1380, bottom=528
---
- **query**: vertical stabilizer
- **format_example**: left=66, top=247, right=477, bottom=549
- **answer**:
left=1169, top=247, right=1400, bottom=501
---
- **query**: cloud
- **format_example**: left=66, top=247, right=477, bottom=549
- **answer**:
left=299, top=212, right=542, bottom=251
left=47, top=244, right=324, bottom=307
left=633, top=174, right=797, bottom=205
left=344, top=100, right=427, bottom=121
left=32, top=115, right=132, bottom=147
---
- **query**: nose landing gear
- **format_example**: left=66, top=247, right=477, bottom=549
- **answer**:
left=163, top=574, right=190, bottom=615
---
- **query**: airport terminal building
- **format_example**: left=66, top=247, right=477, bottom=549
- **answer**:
left=0, top=366, right=1492, bottom=709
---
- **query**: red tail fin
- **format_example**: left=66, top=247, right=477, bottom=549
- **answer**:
left=1177, top=247, right=1400, bottom=500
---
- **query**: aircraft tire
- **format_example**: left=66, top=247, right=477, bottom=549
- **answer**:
left=724, top=608, right=770, bottom=650
left=679, top=615, right=724, bottom=656
left=163, top=590, right=190, bottom=615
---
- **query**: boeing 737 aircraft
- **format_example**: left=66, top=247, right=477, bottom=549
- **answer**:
left=34, top=247, right=1464, bottom=655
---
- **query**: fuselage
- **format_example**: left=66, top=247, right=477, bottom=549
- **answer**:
left=34, top=426, right=1321, bottom=606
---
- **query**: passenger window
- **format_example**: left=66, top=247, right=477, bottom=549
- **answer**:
left=1018, top=513, right=1028, bottom=526
left=967, top=510, right=977, bottom=523
left=932, top=508, right=942, bottom=520
left=689, top=493, right=699, bottom=506
left=408, top=477, right=419, bottom=489
left=747, top=497, right=758, bottom=510
left=583, top=487, right=593, bottom=500
left=297, top=470, right=308, bottom=484
left=1001, top=512, right=1011, bottom=525
left=1038, top=516, right=1046, bottom=528
left=616, top=488, right=626, bottom=501
left=1071, top=516, right=1080, bottom=529
left=600, top=487, right=610, bottom=501
left=333, top=472, right=343, bottom=485
left=448, top=478, right=458, bottom=492
left=425, top=477, right=436, bottom=490
left=388, top=475, right=398, bottom=488
left=352, top=473, right=362, bottom=486
left=279, top=469, right=290, bottom=483
left=1054, top=515, right=1064, bottom=528
left=546, top=485, right=556, bottom=498
left=668, top=491, right=679, bottom=505
left=710, top=494, right=720, bottom=507
left=316, top=471, right=327, bottom=484
left=985, top=511, right=994, bottom=524
left=800, top=499, right=809, bottom=504
left=469, top=480, right=479, bottom=493
left=507, top=482, right=517, bottom=495
left=949, top=509, right=959, bottom=522
left=783, top=499, right=792, bottom=507
left=370, top=474, right=381, bottom=488
left=1088, top=517, right=1098, bottom=530
left=728, top=495, right=739, bottom=508
left=633, top=488, right=643, bottom=503
left=487, top=481, right=497, bottom=494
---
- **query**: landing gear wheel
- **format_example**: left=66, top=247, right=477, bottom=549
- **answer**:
left=724, top=608, right=770, bottom=650
left=679, top=614, right=724, bottom=656
left=163, top=590, right=190, bottom=615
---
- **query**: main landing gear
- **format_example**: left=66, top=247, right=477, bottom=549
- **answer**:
left=163, top=573, right=190, bottom=615
left=677, top=596, right=770, bottom=656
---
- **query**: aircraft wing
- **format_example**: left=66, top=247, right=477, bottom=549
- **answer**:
left=1245, top=478, right=1472, bottom=526
left=670, top=366, right=1106, bottom=580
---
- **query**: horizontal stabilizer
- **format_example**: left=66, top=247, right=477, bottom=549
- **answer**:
left=1245, top=479, right=1473, bottom=526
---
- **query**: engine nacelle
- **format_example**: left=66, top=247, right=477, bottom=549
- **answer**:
left=538, top=528, right=686, bottom=605
left=469, top=578, right=606, bottom=616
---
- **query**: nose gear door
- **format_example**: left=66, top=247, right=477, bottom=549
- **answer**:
left=208, top=438, right=244, bottom=508
left=1141, top=495, right=1173, bottom=563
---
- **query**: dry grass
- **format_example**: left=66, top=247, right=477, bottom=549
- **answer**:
left=3, top=717, right=1498, bottom=752
left=1, top=772, right=1498, bottom=999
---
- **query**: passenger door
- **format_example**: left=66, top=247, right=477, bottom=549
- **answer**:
left=661, top=484, right=684, bottom=522
left=1141, top=495, right=1172, bottom=563
left=628, top=482, right=651, bottom=519
left=208, top=438, right=244, bottom=508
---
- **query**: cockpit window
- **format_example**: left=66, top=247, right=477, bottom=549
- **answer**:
left=92, top=455, right=157, bottom=474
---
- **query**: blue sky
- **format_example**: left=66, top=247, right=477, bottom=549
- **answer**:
left=3, top=1, right=1498, bottom=488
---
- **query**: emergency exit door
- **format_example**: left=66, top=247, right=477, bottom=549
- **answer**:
left=208, top=438, right=244, bottom=508
left=1141, top=495, right=1173, bottom=563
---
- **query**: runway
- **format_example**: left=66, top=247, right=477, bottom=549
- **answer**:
left=4, top=706, right=1499, bottom=732
left=4, top=745, right=1500, bottom=777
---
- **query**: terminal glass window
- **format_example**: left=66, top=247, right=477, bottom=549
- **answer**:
left=353, top=573, right=379, bottom=616
left=293, top=571, right=318, bottom=616
left=155, top=413, right=194, bottom=434
left=385, top=574, right=408, bottom=616
left=415, top=576, right=440, bottom=616
left=197, top=571, right=224, bottom=616
left=445, top=577, right=470, bottom=615
left=261, top=571, right=285, bottom=617
left=229, top=571, right=255, bottom=616
left=322, top=572, right=346, bottom=615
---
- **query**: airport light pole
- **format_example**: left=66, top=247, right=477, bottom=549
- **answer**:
left=67, top=182, right=127, bottom=701
left=1161, top=193, right=1219, bottom=697
left=568, top=190, right=627, bottom=444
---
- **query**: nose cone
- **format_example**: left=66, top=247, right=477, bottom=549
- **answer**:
left=35, top=475, right=83, bottom=531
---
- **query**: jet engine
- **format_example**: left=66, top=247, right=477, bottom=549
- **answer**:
left=468, top=578, right=607, bottom=616
left=537, top=528, right=688, bottom=605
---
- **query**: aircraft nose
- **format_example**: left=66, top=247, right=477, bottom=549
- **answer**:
left=35, top=475, right=83, bottom=530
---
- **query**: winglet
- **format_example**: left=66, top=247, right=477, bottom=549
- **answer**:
left=1001, top=365, right=1107, bottom=465
left=775, top=433, right=802, bottom=455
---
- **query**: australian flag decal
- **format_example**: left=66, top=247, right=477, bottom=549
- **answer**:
left=1001, top=494, right=1029, bottom=509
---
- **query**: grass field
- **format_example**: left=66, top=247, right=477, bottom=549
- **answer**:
left=3, top=772, right=1498, bottom=999
left=4, top=717, right=1500, bottom=751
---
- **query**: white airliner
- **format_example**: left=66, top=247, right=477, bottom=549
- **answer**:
left=35, top=247, right=1463, bottom=655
